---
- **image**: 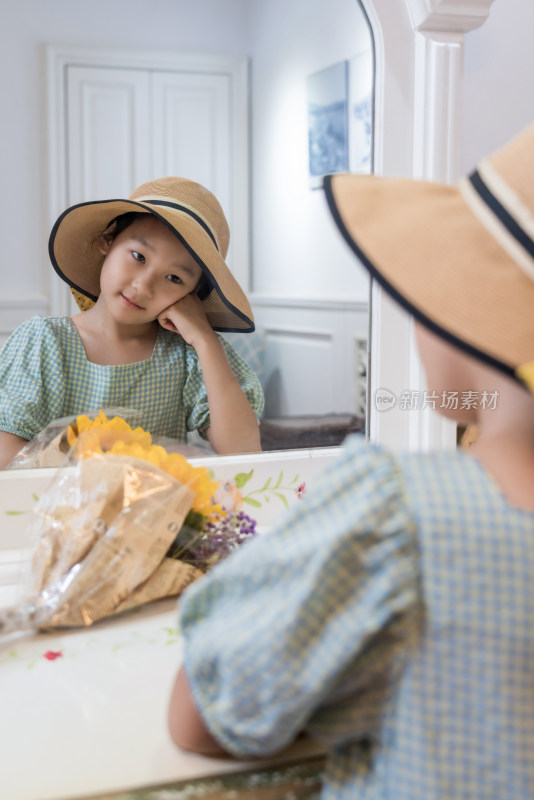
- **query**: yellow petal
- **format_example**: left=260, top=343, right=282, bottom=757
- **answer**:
left=516, top=361, right=534, bottom=393
left=65, top=410, right=225, bottom=519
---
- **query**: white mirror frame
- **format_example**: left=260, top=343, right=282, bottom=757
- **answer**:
left=363, top=0, right=495, bottom=451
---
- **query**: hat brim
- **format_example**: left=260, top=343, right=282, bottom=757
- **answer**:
left=324, top=172, right=534, bottom=387
left=49, top=199, right=254, bottom=333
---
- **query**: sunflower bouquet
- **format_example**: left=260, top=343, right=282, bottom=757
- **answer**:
left=0, top=412, right=257, bottom=636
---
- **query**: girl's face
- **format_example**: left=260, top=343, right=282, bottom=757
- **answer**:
left=98, top=215, right=203, bottom=323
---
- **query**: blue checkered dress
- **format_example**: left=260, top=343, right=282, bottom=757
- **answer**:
left=179, top=434, right=534, bottom=799
left=0, top=316, right=264, bottom=441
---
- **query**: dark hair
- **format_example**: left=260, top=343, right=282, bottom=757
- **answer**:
left=104, top=211, right=149, bottom=241
left=104, top=211, right=211, bottom=297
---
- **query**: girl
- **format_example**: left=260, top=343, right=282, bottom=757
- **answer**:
left=168, top=124, right=534, bottom=799
left=0, top=177, right=264, bottom=467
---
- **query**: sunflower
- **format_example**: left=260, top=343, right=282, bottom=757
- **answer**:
left=67, top=411, right=224, bottom=517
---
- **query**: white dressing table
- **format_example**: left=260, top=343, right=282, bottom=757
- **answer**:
left=0, top=448, right=336, bottom=800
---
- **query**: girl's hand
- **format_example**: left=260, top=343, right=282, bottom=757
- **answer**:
left=158, top=295, right=215, bottom=349
left=0, top=431, right=28, bottom=469
left=159, top=293, right=261, bottom=455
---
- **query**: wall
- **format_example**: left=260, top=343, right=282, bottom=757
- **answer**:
left=462, top=0, right=534, bottom=171
left=248, top=0, right=372, bottom=303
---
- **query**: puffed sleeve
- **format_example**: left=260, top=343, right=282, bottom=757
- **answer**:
left=178, top=435, right=422, bottom=757
left=0, top=317, right=66, bottom=440
left=183, top=335, right=265, bottom=436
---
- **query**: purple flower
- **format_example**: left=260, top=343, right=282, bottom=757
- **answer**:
left=168, top=510, right=258, bottom=569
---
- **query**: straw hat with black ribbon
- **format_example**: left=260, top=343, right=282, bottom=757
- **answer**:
left=323, top=123, right=534, bottom=394
left=49, top=177, right=254, bottom=333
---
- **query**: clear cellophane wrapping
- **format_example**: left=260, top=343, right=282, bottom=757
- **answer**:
left=0, top=441, right=204, bottom=635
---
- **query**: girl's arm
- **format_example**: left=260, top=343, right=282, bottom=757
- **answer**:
left=159, top=296, right=261, bottom=454
left=168, top=666, right=229, bottom=756
left=194, top=333, right=261, bottom=454
left=0, top=431, right=28, bottom=468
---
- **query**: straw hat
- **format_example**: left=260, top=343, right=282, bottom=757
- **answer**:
left=49, top=177, right=254, bottom=333
left=323, top=123, right=534, bottom=393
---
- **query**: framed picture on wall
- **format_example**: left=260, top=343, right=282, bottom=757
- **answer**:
left=307, top=60, right=349, bottom=189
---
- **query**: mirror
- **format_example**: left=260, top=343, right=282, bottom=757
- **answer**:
left=0, top=0, right=374, bottom=468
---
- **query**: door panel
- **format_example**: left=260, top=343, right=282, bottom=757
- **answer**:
left=66, top=66, right=151, bottom=204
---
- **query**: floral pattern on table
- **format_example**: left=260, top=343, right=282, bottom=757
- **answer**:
left=0, top=614, right=181, bottom=671
left=4, top=471, right=309, bottom=520
left=215, top=469, right=307, bottom=512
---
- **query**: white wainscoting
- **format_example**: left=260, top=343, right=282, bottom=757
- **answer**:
left=0, top=296, right=49, bottom=350
left=250, top=295, right=369, bottom=419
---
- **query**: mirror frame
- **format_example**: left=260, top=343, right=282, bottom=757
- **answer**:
left=363, top=0, right=495, bottom=450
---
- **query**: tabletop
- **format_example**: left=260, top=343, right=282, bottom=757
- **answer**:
left=0, top=448, right=336, bottom=800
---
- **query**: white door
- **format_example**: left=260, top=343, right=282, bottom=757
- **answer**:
left=151, top=70, right=235, bottom=268
left=151, top=71, right=231, bottom=202
left=66, top=66, right=152, bottom=203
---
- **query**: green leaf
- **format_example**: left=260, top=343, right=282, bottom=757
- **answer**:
left=243, top=496, right=261, bottom=508
left=290, top=474, right=299, bottom=485
left=32, top=493, right=39, bottom=502
left=274, top=492, right=289, bottom=508
left=234, top=469, right=254, bottom=489
left=273, top=470, right=284, bottom=489
left=5, top=510, right=24, bottom=516
left=261, top=477, right=272, bottom=490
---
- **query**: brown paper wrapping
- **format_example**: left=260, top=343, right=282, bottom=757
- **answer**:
left=113, top=557, right=203, bottom=614
left=32, top=457, right=128, bottom=592
left=30, top=453, right=195, bottom=629
left=38, top=430, right=71, bottom=468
